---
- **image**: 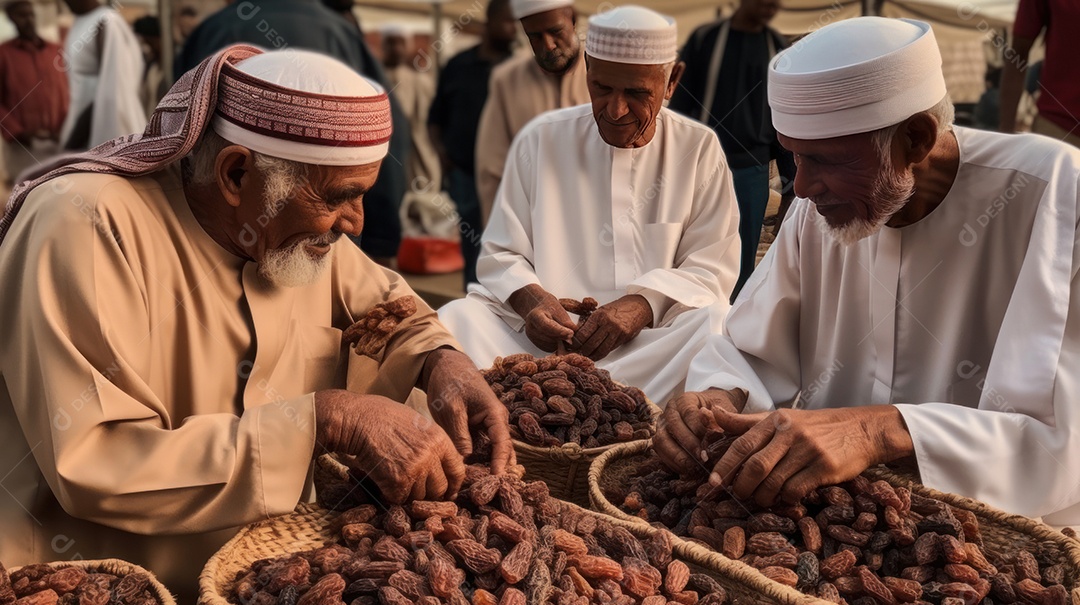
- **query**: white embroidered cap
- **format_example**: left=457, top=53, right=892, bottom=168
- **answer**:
left=768, top=17, right=948, bottom=140
left=510, top=0, right=573, bottom=20
left=585, top=5, right=677, bottom=66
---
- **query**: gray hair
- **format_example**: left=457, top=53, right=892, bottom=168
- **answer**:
left=183, top=129, right=308, bottom=205
left=870, top=96, right=955, bottom=161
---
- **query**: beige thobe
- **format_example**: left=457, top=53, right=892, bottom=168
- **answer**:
left=474, top=47, right=590, bottom=222
left=0, top=166, right=458, bottom=598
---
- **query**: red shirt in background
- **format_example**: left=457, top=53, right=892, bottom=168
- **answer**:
left=1013, top=0, right=1080, bottom=133
left=0, top=37, right=68, bottom=143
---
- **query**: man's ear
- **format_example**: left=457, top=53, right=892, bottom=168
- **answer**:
left=901, top=112, right=939, bottom=166
left=666, top=61, right=686, bottom=100
left=215, top=145, right=255, bottom=208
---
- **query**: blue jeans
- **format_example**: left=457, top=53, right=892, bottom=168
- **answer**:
left=449, top=167, right=483, bottom=286
left=731, top=164, right=771, bottom=302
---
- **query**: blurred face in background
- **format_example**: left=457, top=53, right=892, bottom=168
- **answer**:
left=520, top=7, right=579, bottom=74
left=382, top=34, right=408, bottom=68
left=486, top=1, right=517, bottom=49
left=6, top=1, right=37, bottom=40
left=742, top=0, right=781, bottom=26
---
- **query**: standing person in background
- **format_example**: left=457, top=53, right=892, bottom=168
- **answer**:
left=428, top=0, right=516, bottom=286
left=999, top=0, right=1080, bottom=148
left=58, top=0, right=146, bottom=151
left=133, top=16, right=167, bottom=120
left=0, top=0, right=68, bottom=185
left=474, top=0, right=589, bottom=223
left=177, top=0, right=411, bottom=267
left=669, top=0, right=796, bottom=300
left=381, top=25, right=440, bottom=201
left=321, top=0, right=362, bottom=32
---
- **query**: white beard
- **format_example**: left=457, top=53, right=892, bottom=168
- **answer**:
left=258, top=234, right=337, bottom=288
left=823, top=159, right=916, bottom=247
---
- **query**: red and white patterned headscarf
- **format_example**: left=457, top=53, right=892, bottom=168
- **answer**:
left=0, top=44, right=392, bottom=246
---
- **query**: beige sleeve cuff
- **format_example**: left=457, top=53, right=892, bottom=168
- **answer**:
left=242, top=392, right=317, bottom=519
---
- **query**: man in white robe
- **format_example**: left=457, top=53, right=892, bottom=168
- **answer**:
left=440, top=6, right=741, bottom=406
left=0, top=46, right=513, bottom=597
left=655, top=17, right=1080, bottom=527
left=59, top=0, right=146, bottom=149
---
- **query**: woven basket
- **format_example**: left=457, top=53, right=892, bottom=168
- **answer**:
left=199, top=495, right=801, bottom=605
left=515, top=394, right=661, bottom=507
left=590, top=440, right=1080, bottom=605
left=12, top=559, right=176, bottom=605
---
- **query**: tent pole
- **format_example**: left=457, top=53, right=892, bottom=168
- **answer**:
left=432, top=1, right=442, bottom=78
left=161, top=0, right=173, bottom=85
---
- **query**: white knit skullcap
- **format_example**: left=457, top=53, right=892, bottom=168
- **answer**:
left=379, top=23, right=409, bottom=38
left=510, top=0, right=572, bottom=20
left=212, top=48, right=392, bottom=166
left=585, top=5, right=677, bottom=65
left=768, top=17, right=947, bottom=140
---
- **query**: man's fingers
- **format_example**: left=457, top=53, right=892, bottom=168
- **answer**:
left=589, top=331, right=621, bottom=362
left=425, top=467, right=450, bottom=500
left=780, top=467, right=824, bottom=505
left=653, top=429, right=701, bottom=475
left=753, top=451, right=814, bottom=507
left=442, top=448, right=466, bottom=499
left=713, top=408, right=767, bottom=436
left=571, top=314, right=600, bottom=349
left=575, top=322, right=611, bottom=358
left=535, top=313, right=575, bottom=342
left=485, top=419, right=515, bottom=475
left=728, top=440, right=787, bottom=504
left=710, top=418, right=776, bottom=487
left=657, top=404, right=706, bottom=469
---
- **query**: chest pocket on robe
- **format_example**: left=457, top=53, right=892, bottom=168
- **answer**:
left=641, top=223, right=683, bottom=272
left=300, top=326, right=346, bottom=393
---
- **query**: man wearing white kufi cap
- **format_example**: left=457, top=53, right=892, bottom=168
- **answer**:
left=0, top=46, right=514, bottom=596
left=474, top=0, right=589, bottom=224
left=657, top=17, right=1080, bottom=527
left=440, top=6, right=741, bottom=409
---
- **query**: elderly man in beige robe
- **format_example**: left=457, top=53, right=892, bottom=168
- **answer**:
left=0, top=46, right=513, bottom=598
left=474, top=0, right=590, bottom=222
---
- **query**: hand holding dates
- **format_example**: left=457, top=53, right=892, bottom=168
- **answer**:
left=709, top=406, right=915, bottom=507
left=314, top=389, right=465, bottom=503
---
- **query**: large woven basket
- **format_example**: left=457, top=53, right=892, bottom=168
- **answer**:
left=514, top=394, right=661, bottom=507
left=590, top=440, right=1080, bottom=605
left=12, top=559, right=176, bottom=605
left=200, top=495, right=804, bottom=605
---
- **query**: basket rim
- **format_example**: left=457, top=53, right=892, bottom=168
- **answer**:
left=588, top=440, right=1080, bottom=605
left=12, top=558, right=177, bottom=605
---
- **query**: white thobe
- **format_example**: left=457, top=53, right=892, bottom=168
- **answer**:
left=440, top=105, right=741, bottom=405
left=59, top=6, right=147, bottom=149
left=688, top=127, right=1080, bottom=525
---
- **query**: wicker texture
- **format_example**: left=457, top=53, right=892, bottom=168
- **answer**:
left=199, top=493, right=796, bottom=605
left=589, top=439, right=1080, bottom=605
left=516, top=399, right=661, bottom=507
left=12, top=559, right=176, bottom=605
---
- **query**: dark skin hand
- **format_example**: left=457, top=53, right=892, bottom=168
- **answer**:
left=571, top=294, right=653, bottom=361
left=313, top=389, right=466, bottom=503
left=653, top=388, right=747, bottom=475
left=508, top=284, right=576, bottom=352
left=707, top=405, right=915, bottom=507
left=420, top=347, right=516, bottom=475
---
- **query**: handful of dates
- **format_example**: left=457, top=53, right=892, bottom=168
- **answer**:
left=230, top=466, right=729, bottom=605
left=612, top=435, right=1073, bottom=605
left=0, top=562, right=160, bottom=605
left=482, top=354, right=655, bottom=449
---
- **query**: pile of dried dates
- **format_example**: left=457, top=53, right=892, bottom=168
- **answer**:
left=482, top=354, right=655, bottom=449
left=611, top=438, right=1073, bottom=605
left=230, top=466, right=729, bottom=605
left=0, top=562, right=159, bottom=605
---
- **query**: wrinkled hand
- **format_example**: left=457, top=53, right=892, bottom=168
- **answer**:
left=422, top=348, right=516, bottom=475
left=508, top=284, right=575, bottom=352
left=708, top=406, right=914, bottom=507
left=654, top=388, right=747, bottom=475
left=314, top=389, right=466, bottom=503
left=570, top=295, right=653, bottom=361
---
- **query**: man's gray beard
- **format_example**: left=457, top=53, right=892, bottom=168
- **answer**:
left=258, top=232, right=338, bottom=288
left=825, top=160, right=916, bottom=246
